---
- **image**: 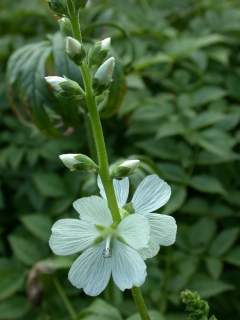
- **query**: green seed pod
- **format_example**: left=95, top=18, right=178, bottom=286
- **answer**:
left=110, top=159, right=140, bottom=178
left=48, top=0, right=67, bottom=16
left=66, top=37, right=86, bottom=65
left=58, top=17, right=72, bottom=37
left=59, top=154, right=98, bottom=172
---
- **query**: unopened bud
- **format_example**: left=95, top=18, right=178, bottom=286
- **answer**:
left=59, top=154, right=98, bottom=172
left=110, top=159, right=140, bottom=178
left=48, top=0, right=67, bottom=16
left=66, top=37, right=85, bottom=65
left=89, top=37, right=111, bottom=67
left=45, top=76, right=83, bottom=105
left=74, top=0, right=88, bottom=9
left=59, top=17, right=72, bottom=36
left=93, top=57, right=115, bottom=94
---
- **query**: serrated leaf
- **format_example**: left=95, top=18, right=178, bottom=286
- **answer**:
left=209, top=228, right=239, bottom=257
left=20, top=214, right=52, bottom=242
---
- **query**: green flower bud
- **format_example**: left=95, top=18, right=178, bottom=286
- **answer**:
left=48, top=0, right=67, bottom=16
left=89, top=37, right=111, bottom=67
left=93, top=57, right=115, bottom=94
left=110, top=159, right=140, bottom=178
left=45, top=76, right=84, bottom=106
left=66, top=37, right=85, bottom=65
left=73, top=0, right=88, bottom=9
left=59, top=154, right=98, bottom=172
left=58, top=17, right=72, bottom=36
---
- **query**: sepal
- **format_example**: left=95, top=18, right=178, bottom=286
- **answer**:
left=110, top=159, right=140, bottom=178
left=59, top=153, right=98, bottom=172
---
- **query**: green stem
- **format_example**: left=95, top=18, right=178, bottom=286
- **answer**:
left=132, top=287, right=151, bottom=320
left=69, top=9, right=150, bottom=320
left=53, top=278, right=77, bottom=320
left=80, top=62, right=121, bottom=224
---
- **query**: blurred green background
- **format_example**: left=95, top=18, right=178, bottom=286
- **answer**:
left=1, top=0, right=240, bottom=319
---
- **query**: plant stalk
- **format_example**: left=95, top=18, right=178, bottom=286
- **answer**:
left=69, top=8, right=151, bottom=319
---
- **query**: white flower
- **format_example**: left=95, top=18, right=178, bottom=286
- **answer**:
left=101, top=37, right=111, bottom=50
left=98, top=174, right=177, bottom=260
left=49, top=196, right=150, bottom=296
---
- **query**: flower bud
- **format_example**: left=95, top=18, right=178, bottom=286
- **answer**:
left=89, top=37, right=111, bottom=67
left=58, top=17, right=72, bottom=36
left=48, top=0, right=67, bottom=16
left=73, top=0, right=88, bottom=9
left=66, top=37, right=85, bottom=65
left=59, top=154, right=98, bottom=172
left=110, top=159, right=140, bottom=178
left=93, top=57, right=115, bottom=94
left=45, top=76, right=84, bottom=106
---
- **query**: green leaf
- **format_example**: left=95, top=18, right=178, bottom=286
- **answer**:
left=0, top=297, right=30, bottom=319
left=33, top=173, right=66, bottom=198
left=224, top=247, right=240, bottom=267
left=127, top=311, right=165, bottom=320
left=79, top=299, right=122, bottom=319
left=163, top=185, right=187, bottom=214
left=7, top=41, right=59, bottom=137
left=190, top=175, right=225, bottom=195
left=20, top=214, right=52, bottom=242
left=188, top=218, right=216, bottom=249
left=188, top=274, right=234, bottom=298
left=190, top=111, right=225, bottom=130
left=191, top=87, right=226, bottom=108
left=0, top=259, right=25, bottom=300
left=209, top=228, right=239, bottom=257
left=9, top=235, right=48, bottom=266
left=205, top=257, right=223, bottom=279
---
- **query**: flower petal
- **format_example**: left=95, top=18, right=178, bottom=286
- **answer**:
left=112, top=240, right=147, bottom=291
left=139, top=238, right=160, bottom=260
left=49, top=219, right=99, bottom=256
left=68, top=241, right=112, bottom=296
left=132, top=175, right=171, bottom=214
left=97, top=176, right=129, bottom=207
left=73, top=196, right=112, bottom=226
left=117, top=214, right=150, bottom=250
left=148, top=213, right=177, bottom=246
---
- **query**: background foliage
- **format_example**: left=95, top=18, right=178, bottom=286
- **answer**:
left=1, top=0, right=240, bottom=319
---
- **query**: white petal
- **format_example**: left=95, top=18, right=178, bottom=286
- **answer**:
left=148, top=213, right=177, bottom=246
left=132, top=175, right=171, bottom=214
left=112, top=240, right=147, bottom=291
left=117, top=214, right=150, bottom=250
left=97, top=176, right=129, bottom=207
left=68, top=241, right=112, bottom=296
left=73, top=196, right=112, bottom=226
left=49, top=219, right=99, bottom=256
left=139, top=238, right=160, bottom=260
